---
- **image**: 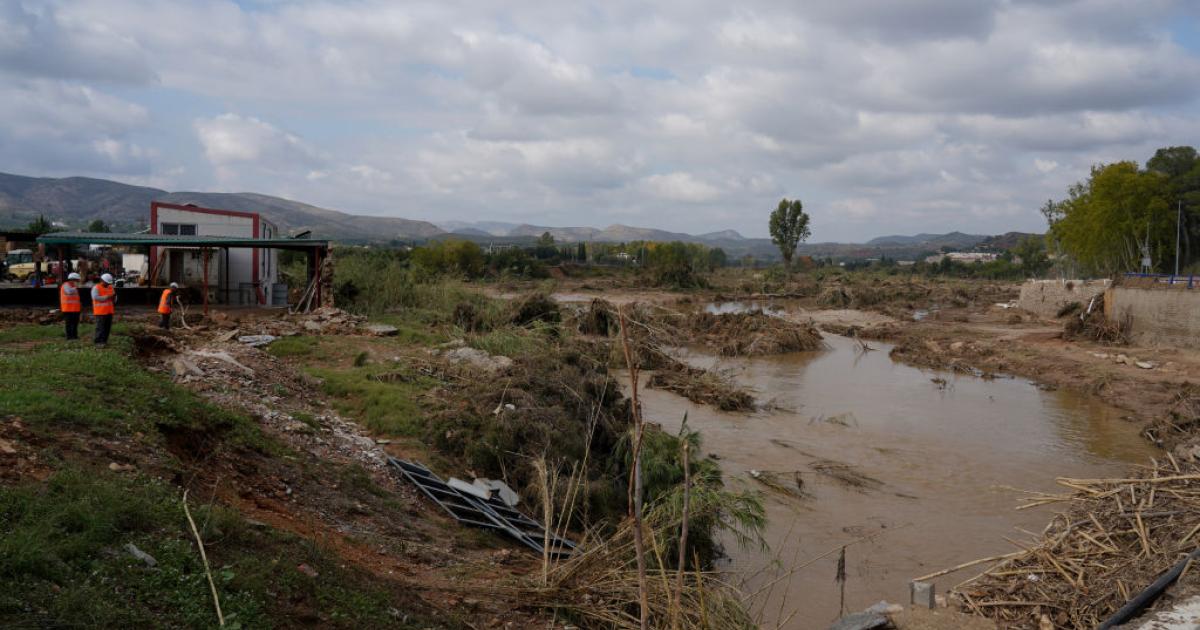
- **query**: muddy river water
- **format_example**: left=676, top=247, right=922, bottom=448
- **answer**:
left=636, top=331, right=1156, bottom=629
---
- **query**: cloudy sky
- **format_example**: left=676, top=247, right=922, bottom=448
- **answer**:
left=2, top=0, right=1199, bottom=240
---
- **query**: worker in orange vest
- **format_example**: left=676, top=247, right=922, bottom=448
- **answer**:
left=92, top=273, right=116, bottom=346
left=60, top=272, right=82, bottom=340
left=158, top=282, right=178, bottom=330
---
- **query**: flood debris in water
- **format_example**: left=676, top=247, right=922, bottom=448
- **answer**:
left=955, top=457, right=1200, bottom=629
left=809, top=459, right=884, bottom=491
left=748, top=469, right=810, bottom=503
left=646, top=361, right=757, bottom=411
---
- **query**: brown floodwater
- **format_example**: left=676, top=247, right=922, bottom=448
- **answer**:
left=635, top=332, right=1157, bottom=629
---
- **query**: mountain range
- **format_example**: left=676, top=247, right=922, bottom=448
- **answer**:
left=0, top=171, right=1025, bottom=260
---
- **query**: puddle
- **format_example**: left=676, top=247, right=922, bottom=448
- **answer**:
left=636, top=334, right=1156, bottom=628
left=704, top=301, right=785, bottom=316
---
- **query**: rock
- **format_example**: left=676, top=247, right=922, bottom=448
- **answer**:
left=171, top=357, right=203, bottom=378
left=125, top=542, right=158, bottom=567
left=1115, top=354, right=1130, bottom=364
left=1136, top=361, right=1156, bottom=369
left=441, top=347, right=514, bottom=373
left=296, top=563, right=318, bottom=578
left=0, top=439, right=16, bottom=454
left=108, top=462, right=136, bottom=472
left=303, top=320, right=324, bottom=332
left=238, top=334, right=277, bottom=347
left=865, top=601, right=903, bottom=615
left=828, top=611, right=890, bottom=630
left=949, top=341, right=965, bottom=353
left=363, top=324, right=398, bottom=336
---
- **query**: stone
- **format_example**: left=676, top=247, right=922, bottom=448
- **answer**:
left=0, top=439, right=16, bottom=454
left=171, top=357, right=203, bottom=378
left=364, top=324, right=399, bottom=336
left=949, top=341, right=965, bottom=352
left=828, top=611, right=889, bottom=630
left=124, top=542, right=157, bottom=567
left=1136, top=361, right=1156, bottom=369
left=238, top=334, right=277, bottom=347
left=303, top=320, right=324, bottom=332
left=1115, top=354, right=1130, bottom=364
left=865, top=601, right=903, bottom=615
left=910, top=580, right=935, bottom=608
left=108, top=462, right=135, bottom=472
left=296, top=563, right=318, bottom=578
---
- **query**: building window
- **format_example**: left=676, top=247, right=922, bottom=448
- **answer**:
left=161, top=223, right=197, bottom=236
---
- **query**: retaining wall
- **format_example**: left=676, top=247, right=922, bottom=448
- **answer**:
left=1017, top=279, right=1110, bottom=318
left=1106, top=286, right=1200, bottom=349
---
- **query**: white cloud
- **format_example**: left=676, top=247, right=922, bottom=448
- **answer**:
left=640, top=173, right=721, bottom=202
left=1, top=0, right=1198, bottom=240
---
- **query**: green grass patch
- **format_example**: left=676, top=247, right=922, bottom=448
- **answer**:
left=467, top=325, right=549, bottom=357
left=0, top=326, right=267, bottom=451
left=265, top=335, right=321, bottom=358
left=0, top=468, right=436, bottom=628
left=308, top=365, right=435, bottom=437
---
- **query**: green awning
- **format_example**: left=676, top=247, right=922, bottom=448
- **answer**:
left=37, top=231, right=329, bottom=251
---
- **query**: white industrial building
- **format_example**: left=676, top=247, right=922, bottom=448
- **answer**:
left=149, top=202, right=282, bottom=305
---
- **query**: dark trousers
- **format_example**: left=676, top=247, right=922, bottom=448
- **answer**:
left=94, top=314, right=113, bottom=345
left=159, top=313, right=171, bottom=330
left=64, top=312, right=80, bottom=340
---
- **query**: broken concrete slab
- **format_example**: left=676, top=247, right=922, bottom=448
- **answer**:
left=910, top=580, right=935, bottom=608
left=238, top=334, right=277, bottom=347
left=828, top=611, right=891, bottom=630
left=363, top=324, right=398, bottom=336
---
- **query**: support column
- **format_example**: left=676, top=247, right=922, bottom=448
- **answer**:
left=202, top=248, right=210, bottom=316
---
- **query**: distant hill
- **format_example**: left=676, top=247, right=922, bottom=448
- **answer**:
left=0, top=172, right=442, bottom=240
left=977, top=231, right=1041, bottom=251
left=1, top=172, right=1026, bottom=261
left=866, top=231, right=987, bottom=249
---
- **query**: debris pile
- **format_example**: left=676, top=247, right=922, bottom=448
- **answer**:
left=1062, top=298, right=1130, bottom=345
left=157, top=339, right=390, bottom=472
left=956, top=458, right=1200, bottom=628
left=646, top=360, right=756, bottom=411
left=682, top=310, right=824, bottom=356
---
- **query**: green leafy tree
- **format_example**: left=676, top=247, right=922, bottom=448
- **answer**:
left=768, top=198, right=810, bottom=269
left=1012, top=236, right=1049, bottom=277
left=86, top=219, right=110, bottom=233
left=26, top=215, right=54, bottom=235
left=1049, top=162, right=1169, bottom=275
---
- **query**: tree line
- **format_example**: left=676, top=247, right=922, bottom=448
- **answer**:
left=1045, top=146, right=1200, bottom=276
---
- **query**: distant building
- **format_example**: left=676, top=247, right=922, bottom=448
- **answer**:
left=924, top=252, right=998, bottom=264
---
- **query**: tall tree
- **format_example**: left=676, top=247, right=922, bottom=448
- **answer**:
left=87, top=219, right=110, bottom=233
left=768, top=198, right=811, bottom=269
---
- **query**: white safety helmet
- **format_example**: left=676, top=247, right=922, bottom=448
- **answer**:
left=101, top=273, right=114, bottom=284
left=170, top=282, right=179, bottom=289
left=67, top=272, right=81, bottom=281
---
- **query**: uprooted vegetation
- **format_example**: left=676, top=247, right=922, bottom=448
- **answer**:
left=957, top=457, right=1200, bottom=629
left=567, top=298, right=821, bottom=411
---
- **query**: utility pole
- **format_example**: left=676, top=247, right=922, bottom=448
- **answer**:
left=1176, top=199, right=1182, bottom=277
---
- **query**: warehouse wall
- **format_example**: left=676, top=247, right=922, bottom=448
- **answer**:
left=1017, top=279, right=1110, bottom=318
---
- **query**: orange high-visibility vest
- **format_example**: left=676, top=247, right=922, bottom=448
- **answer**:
left=60, top=282, right=81, bottom=313
left=158, top=288, right=173, bottom=314
left=93, top=284, right=115, bottom=316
